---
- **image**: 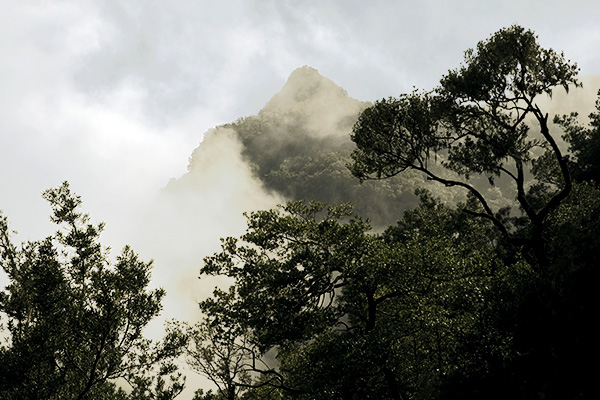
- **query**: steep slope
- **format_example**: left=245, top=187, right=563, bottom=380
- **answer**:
left=169, top=66, right=435, bottom=228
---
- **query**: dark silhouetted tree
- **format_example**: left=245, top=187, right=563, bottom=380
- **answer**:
left=349, top=25, right=596, bottom=399
left=349, top=25, right=580, bottom=270
left=0, top=182, right=186, bottom=399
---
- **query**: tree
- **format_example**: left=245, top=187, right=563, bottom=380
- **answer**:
left=196, top=199, right=502, bottom=400
left=506, top=181, right=599, bottom=399
left=0, top=182, right=185, bottom=399
left=349, top=25, right=580, bottom=269
left=349, top=25, right=597, bottom=399
left=198, top=201, right=401, bottom=398
left=172, top=317, right=258, bottom=400
left=555, top=90, right=600, bottom=183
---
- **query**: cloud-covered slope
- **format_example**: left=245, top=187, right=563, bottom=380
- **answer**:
left=169, top=66, right=435, bottom=228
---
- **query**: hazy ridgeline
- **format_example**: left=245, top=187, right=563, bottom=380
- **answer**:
left=156, top=67, right=449, bottom=336
left=167, top=66, right=600, bottom=229
left=169, top=66, right=455, bottom=231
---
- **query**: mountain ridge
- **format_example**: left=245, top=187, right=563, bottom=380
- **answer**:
left=167, top=68, right=600, bottom=228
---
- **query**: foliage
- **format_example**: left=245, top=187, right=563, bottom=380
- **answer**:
left=350, top=25, right=580, bottom=269
left=436, top=182, right=598, bottom=400
left=0, top=182, right=185, bottom=400
left=555, top=89, right=600, bottom=183
left=518, top=182, right=599, bottom=398
left=195, top=197, right=514, bottom=399
left=347, top=25, right=598, bottom=399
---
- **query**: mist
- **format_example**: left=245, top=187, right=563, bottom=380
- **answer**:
left=144, top=127, right=283, bottom=324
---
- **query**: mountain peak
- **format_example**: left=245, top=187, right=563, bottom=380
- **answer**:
left=286, top=65, right=334, bottom=89
left=262, top=66, right=352, bottom=113
left=287, top=65, right=324, bottom=81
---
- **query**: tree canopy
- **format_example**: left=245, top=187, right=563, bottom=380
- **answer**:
left=0, top=182, right=185, bottom=399
left=350, top=25, right=580, bottom=269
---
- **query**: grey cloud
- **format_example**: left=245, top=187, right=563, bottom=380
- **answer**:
left=63, top=0, right=600, bottom=126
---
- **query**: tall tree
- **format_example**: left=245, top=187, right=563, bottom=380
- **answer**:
left=172, top=315, right=260, bottom=400
left=0, top=182, right=185, bottom=399
left=349, top=25, right=580, bottom=269
left=349, top=25, right=597, bottom=399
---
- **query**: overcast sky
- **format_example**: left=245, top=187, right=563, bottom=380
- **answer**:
left=2, top=0, right=599, bottom=395
left=2, top=0, right=600, bottom=237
